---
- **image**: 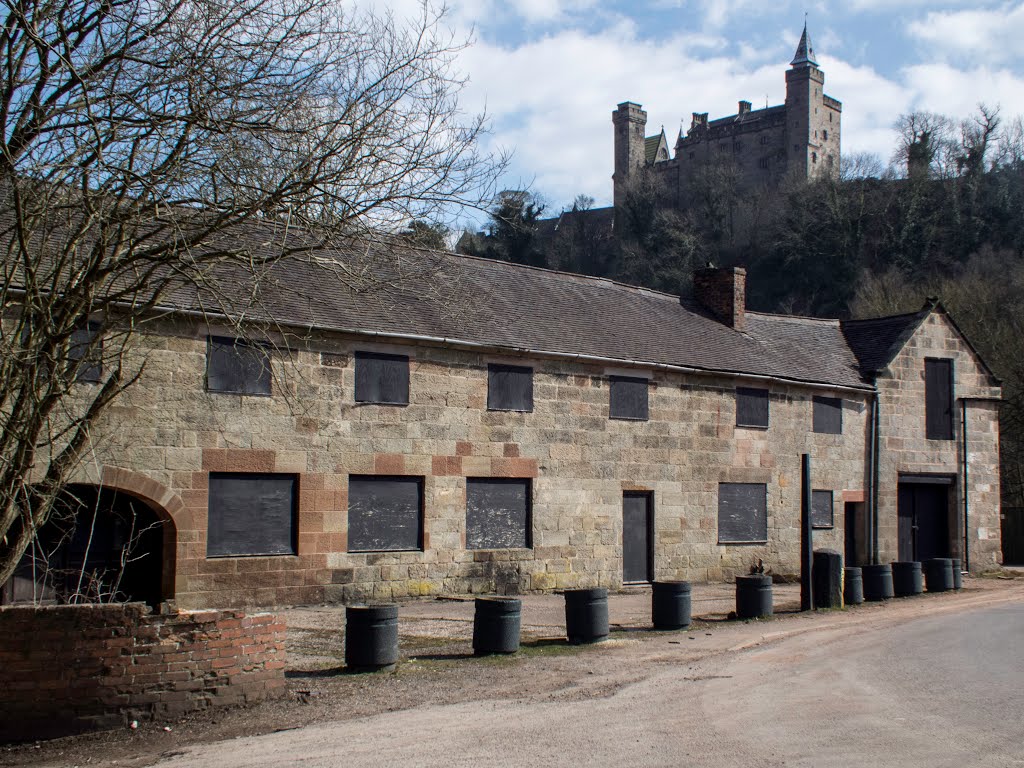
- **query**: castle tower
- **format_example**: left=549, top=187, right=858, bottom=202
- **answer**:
left=785, top=23, right=841, bottom=179
left=612, top=102, right=648, bottom=208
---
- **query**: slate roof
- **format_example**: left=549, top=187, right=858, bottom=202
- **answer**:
left=163, top=233, right=874, bottom=391
left=706, top=104, right=785, bottom=130
left=840, top=307, right=929, bottom=376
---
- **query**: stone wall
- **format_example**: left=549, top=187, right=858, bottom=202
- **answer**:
left=69, top=318, right=877, bottom=608
left=875, top=311, right=1002, bottom=568
left=0, top=603, right=286, bottom=741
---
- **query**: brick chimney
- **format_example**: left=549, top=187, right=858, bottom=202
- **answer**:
left=693, top=267, right=746, bottom=331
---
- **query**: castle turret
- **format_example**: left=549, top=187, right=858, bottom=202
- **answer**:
left=613, top=102, right=647, bottom=208
left=785, top=23, right=840, bottom=179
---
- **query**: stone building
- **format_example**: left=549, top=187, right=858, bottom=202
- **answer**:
left=1, top=244, right=1002, bottom=609
left=612, top=23, right=841, bottom=210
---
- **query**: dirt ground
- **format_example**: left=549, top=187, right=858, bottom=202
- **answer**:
left=4, top=576, right=1021, bottom=768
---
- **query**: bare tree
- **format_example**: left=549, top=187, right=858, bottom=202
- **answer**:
left=0, top=0, right=505, bottom=589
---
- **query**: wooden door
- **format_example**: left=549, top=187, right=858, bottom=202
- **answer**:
left=623, top=492, right=653, bottom=583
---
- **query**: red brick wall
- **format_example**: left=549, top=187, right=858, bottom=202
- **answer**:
left=0, top=602, right=286, bottom=742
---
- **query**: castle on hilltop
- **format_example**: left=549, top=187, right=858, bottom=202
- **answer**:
left=613, top=23, right=841, bottom=210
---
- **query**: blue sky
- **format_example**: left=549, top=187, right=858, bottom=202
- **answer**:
left=380, top=1, right=1024, bottom=223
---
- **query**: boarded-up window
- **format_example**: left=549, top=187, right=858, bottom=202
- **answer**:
left=487, top=364, right=533, bottom=412
left=813, top=396, right=842, bottom=434
left=812, top=489, right=834, bottom=528
left=206, top=337, right=271, bottom=395
left=466, top=478, right=531, bottom=549
left=736, top=387, right=769, bottom=428
left=718, top=482, right=767, bottom=543
left=207, top=473, right=297, bottom=557
left=925, top=358, right=954, bottom=440
left=69, top=324, right=102, bottom=383
left=348, top=475, right=423, bottom=552
left=355, top=351, right=409, bottom=405
left=610, top=376, right=648, bottom=421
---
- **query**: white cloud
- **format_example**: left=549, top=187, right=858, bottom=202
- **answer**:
left=902, top=63, right=1024, bottom=117
left=907, top=5, right=1024, bottom=65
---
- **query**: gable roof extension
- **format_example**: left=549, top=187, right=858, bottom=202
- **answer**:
left=841, top=306, right=930, bottom=376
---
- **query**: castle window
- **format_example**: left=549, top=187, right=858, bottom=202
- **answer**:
left=355, top=351, right=409, bottom=405
left=466, top=478, right=531, bottom=550
left=610, top=376, right=649, bottom=421
left=759, top=136, right=769, bottom=145
left=813, top=396, right=842, bottom=434
left=812, top=152, right=818, bottom=164
left=207, top=473, right=297, bottom=557
left=718, top=483, right=767, bottom=544
left=689, top=152, right=695, bottom=159
left=829, top=113, right=833, bottom=122
left=70, top=323, right=103, bottom=383
left=488, top=364, right=533, bottom=412
left=823, top=130, right=828, bottom=141
left=733, top=142, right=742, bottom=152
left=812, top=490, right=834, bottom=529
left=736, top=387, right=769, bottom=429
left=348, top=475, right=424, bottom=552
left=759, top=158, right=769, bottom=170
left=207, top=337, right=271, bottom=396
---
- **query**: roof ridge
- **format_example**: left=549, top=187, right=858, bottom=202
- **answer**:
left=746, top=309, right=840, bottom=324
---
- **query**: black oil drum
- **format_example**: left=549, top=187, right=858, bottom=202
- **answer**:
left=564, top=588, right=609, bottom=644
left=345, top=604, right=399, bottom=671
left=951, top=558, right=964, bottom=589
left=735, top=574, right=773, bottom=619
left=844, top=566, right=864, bottom=606
left=924, top=558, right=955, bottom=593
left=472, top=597, right=522, bottom=655
left=812, top=550, right=844, bottom=609
left=862, top=563, right=894, bottom=601
left=892, top=561, right=923, bottom=597
left=651, top=581, right=692, bottom=630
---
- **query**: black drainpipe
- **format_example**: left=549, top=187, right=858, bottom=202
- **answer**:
left=869, top=392, right=881, bottom=565
left=960, top=398, right=970, bottom=572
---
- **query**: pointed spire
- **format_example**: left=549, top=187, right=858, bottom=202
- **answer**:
left=790, top=21, right=817, bottom=68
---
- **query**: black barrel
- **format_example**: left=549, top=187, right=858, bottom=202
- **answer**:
left=892, top=561, right=924, bottom=597
left=651, top=581, right=692, bottom=630
left=812, top=550, right=844, bottom=609
left=924, top=558, right=955, bottom=593
left=951, top=558, right=964, bottom=589
left=472, top=597, right=522, bottom=655
left=345, top=604, right=399, bottom=671
left=862, top=563, right=894, bottom=601
left=844, top=566, right=864, bottom=605
left=564, top=588, right=609, bottom=644
left=735, top=574, right=773, bottom=619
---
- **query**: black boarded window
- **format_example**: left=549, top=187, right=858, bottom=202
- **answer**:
left=69, top=324, right=102, bottom=383
left=813, top=396, right=843, bottom=434
left=812, top=489, right=834, bottom=529
left=925, top=358, right=954, bottom=440
left=487, top=364, right=533, bottom=412
left=355, top=351, right=409, bottom=405
left=348, top=475, right=423, bottom=552
left=718, top=482, right=768, bottom=543
left=736, top=387, right=769, bottom=428
left=207, top=473, right=297, bottom=557
left=466, top=478, right=531, bottom=549
left=609, top=376, right=649, bottom=421
left=206, top=337, right=271, bottom=395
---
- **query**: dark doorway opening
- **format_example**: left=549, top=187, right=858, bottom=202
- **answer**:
left=898, top=480, right=952, bottom=562
left=845, top=502, right=866, bottom=566
left=1002, top=507, right=1024, bottom=565
left=1, top=485, right=167, bottom=607
left=623, top=491, right=653, bottom=584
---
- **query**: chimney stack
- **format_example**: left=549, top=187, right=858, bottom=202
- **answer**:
left=693, top=267, right=746, bottom=331
left=738, top=100, right=752, bottom=115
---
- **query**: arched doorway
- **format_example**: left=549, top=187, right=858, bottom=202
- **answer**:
left=3, top=483, right=171, bottom=607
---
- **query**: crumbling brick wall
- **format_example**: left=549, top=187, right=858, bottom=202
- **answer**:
left=0, top=602, right=286, bottom=742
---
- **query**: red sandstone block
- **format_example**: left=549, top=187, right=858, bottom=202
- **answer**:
left=503, top=443, right=520, bottom=458
left=456, top=441, right=473, bottom=456
left=374, top=453, right=405, bottom=474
